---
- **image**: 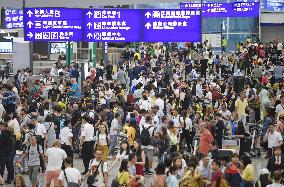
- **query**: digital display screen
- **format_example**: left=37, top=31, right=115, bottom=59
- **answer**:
left=262, top=0, right=284, bottom=11
left=0, top=42, right=13, bottom=53
left=50, top=42, right=66, bottom=54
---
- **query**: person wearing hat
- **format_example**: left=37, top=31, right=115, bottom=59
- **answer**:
left=253, top=168, right=271, bottom=187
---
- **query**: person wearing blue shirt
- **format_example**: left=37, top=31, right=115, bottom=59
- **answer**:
left=70, top=64, right=80, bottom=83
left=166, top=166, right=179, bottom=187
left=68, top=80, right=80, bottom=99
left=2, top=85, right=16, bottom=113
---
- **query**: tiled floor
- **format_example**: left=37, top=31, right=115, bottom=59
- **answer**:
left=2, top=155, right=268, bottom=187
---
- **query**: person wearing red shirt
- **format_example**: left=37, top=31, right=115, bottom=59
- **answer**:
left=198, top=122, right=214, bottom=158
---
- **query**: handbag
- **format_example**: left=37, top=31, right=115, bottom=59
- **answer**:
left=63, top=169, right=80, bottom=187
left=111, top=171, right=125, bottom=187
left=87, top=161, right=103, bottom=186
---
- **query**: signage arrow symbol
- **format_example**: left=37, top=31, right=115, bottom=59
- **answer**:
left=87, top=33, right=93, bottom=39
left=27, top=10, right=33, bottom=17
left=27, top=32, right=33, bottom=38
left=86, top=11, right=93, bottom=18
left=145, top=22, right=151, bottom=29
left=87, top=22, right=92, bottom=29
left=27, top=21, right=33, bottom=28
left=145, top=12, right=151, bottom=18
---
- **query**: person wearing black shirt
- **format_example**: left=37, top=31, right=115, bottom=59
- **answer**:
left=215, top=113, right=225, bottom=149
left=51, top=105, right=66, bottom=139
left=106, top=61, right=113, bottom=80
left=266, top=146, right=284, bottom=174
left=0, top=124, right=14, bottom=184
left=48, top=82, right=60, bottom=102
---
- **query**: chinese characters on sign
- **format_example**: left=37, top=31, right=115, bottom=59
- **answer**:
left=24, top=8, right=201, bottom=42
left=24, top=8, right=83, bottom=41
left=143, top=9, right=201, bottom=42
left=84, top=9, right=142, bottom=42
left=5, top=9, right=23, bottom=29
left=180, top=2, right=259, bottom=17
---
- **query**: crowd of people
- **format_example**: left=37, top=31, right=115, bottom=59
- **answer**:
left=0, top=39, right=283, bottom=187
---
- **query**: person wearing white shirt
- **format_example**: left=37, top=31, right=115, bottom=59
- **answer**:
left=154, top=94, right=165, bottom=111
left=31, top=116, right=47, bottom=157
left=204, top=86, right=212, bottom=104
left=45, top=140, right=67, bottom=187
left=60, top=119, right=73, bottom=159
left=179, top=110, right=193, bottom=152
left=196, top=81, right=203, bottom=99
left=139, top=95, right=152, bottom=111
left=59, top=157, right=81, bottom=187
left=109, top=113, right=121, bottom=157
left=275, top=95, right=284, bottom=120
left=80, top=115, right=95, bottom=174
left=263, top=124, right=283, bottom=157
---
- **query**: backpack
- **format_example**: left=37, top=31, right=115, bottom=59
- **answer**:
left=26, top=144, right=41, bottom=160
left=140, top=126, right=152, bottom=146
left=212, top=86, right=220, bottom=101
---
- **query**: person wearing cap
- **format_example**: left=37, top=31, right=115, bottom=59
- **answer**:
left=263, top=123, right=283, bottom=157
left=253, top=168, right=271, bottom=187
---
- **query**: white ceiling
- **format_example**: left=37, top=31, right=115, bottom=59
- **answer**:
left=1, top=0, right=184, bottom=8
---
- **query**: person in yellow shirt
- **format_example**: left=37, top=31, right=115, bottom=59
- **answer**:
left=241, top=155, right=255, bottom=186
left=180, top=162, right=205, bottom=187
left=235, top=91, right=248, bottom=125
left=117, top=159, right=131, bottom=187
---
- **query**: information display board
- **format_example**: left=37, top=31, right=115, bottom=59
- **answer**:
left=143, top=9, right=201, bottom=42
left=5, top=8, right=24, bottom=29
left=24, top=8, right=201, bottom=42
left=23, top=8, right=83, bottom=41
left=83, top=9, right=142, bottom=42
left=180, top=2, right=259, bottom=17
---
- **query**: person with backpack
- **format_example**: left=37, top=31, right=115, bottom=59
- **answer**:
left=31, top=115, right=47, bottom=173
left=82, top=149, right=108, bottom=187
left=18, top=136, right=44, bottom=187
left=95, top=123, right=110, bottom=162
left=139, top=115, right=155, bottom=175
left=58, top=157, right=81, bottom=187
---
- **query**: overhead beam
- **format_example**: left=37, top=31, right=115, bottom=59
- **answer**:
left=0, top=0, right=183, bottom=8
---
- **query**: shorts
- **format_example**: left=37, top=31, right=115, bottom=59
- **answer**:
left=28, top=165, right=40, bottom=183
left=143, top=148, right=153, bottom=161
left=45, top=169, right=61, bottom=186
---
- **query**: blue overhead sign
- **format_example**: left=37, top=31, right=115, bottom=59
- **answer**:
left=5, top=8, right=24, bottom=29
left=23, top=8, right=83, bottom=41
left=143, top=9, right=201, bottom=42
left=24, top=8, right=201, bottom=42
left=180, top=2, right=259, bottom=17
left=83, top=9, right=142, bottom=42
